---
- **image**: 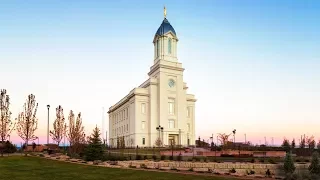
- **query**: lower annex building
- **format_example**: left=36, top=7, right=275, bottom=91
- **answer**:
left=108, top=8, right=196, bottom=147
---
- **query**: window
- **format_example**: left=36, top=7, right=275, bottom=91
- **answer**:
left=168, top=99, right=175, bottom=115
left=187, top=123, right=190, bottom=132
left=142, top=121, right=145, bottom=130
left=141, top=103, right=146, bottom=114
left=156, top=39, right=159, bottom=57
left=127, top=108, right=129, bottom=118
left=168, top=38, right=172, bottom=54
left=187, top=107, right=190, bottom=117
left=127, top=124, right=128, bottom=131
left=142, top=138, right=145, bottom=145
left=168, top=119, right=175, bottom=129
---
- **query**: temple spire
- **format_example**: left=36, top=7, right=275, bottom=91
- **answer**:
left=164, top=6, right=167, bottom=18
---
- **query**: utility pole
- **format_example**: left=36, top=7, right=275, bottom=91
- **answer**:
left=264, top=137, right=267, bottom=146
left=244, top=134, right=247, bottom=144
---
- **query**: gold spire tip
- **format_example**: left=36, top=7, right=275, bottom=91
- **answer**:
left=164, top=6, right=167, bottom=18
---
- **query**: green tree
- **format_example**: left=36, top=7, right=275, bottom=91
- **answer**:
left=309, top=151, right=320, bottom=175
left=84, top=125, right=103, bottom=161
left=282, top=138, right=291, bottom=152
left=284, top=152, right=295, bottom=174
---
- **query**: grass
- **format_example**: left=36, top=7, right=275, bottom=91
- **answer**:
left=0, top=156, right=237, bottom=180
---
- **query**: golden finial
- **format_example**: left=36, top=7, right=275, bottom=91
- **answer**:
left=164, top=6, right=167, bottom=18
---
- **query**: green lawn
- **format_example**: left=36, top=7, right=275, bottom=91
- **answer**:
left=0, top=156, right=237, bottom=180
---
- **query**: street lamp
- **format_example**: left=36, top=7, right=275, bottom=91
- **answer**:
left=156, top=125, right=164, bottom=146
left=47, top=104, right=50, bottom=145
left=232, top=129, right=236, bottom=150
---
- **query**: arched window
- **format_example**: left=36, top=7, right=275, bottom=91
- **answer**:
left=156, top=39, right=160, bottom=57
left=168, top=38, right=172, bottom=54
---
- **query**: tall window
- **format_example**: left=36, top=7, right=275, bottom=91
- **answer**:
left=168, top=119, right=175, bottom=129
left=168, top=99, right=175, bottom=115
left=156, top=39, right=159, bottom=57
left=142, top=138, right=145, bottom=145
left=168, top=38, right=172, bottom=54
left=141, top=103, right=146, bottom=114
left=187, top=123, right=190, bottom=132
left=187, top=107, right=190, bottom=117
left=141, top=121, right=145, bottom=130
left=127, top=108, right=129, bottom=118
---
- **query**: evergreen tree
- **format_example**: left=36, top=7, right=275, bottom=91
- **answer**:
left=309, top=151, right=320, bottom=175
left=84, top=126, right=103, bottom=161
left=284, top=152, right=295, bottom=174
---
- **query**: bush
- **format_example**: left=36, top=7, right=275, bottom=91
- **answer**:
left=143, top=155, right=148, bottom=160
left=188, top=168, right=193, bottom=172
left=246, top=170, right=255, bottom=175
left=259, top=159, right=265, bottom=163
left=136, top=155, right=142, bottom=160
left=177, top=155, right=182, bottom=161
left=169, top=156, right=173, bottom=161
left=39, top=154, right=45, bottom=157
left=229, top=168, right=236, bottom=173
left=250, top=158, right=255, bottom=163
left=140, top=164, right=147, bottom=169
left=268, top=158, right=277, bottom=164
left=160, top=155, right=166, bottom=160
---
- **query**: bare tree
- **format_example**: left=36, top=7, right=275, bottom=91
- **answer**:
left=0, top=89, right=14, bottom=156
left=16, top=94, right=38, bottom=152
left=50, top=105, right=66, bottom=146
left=67, top=110, right=85, bottom=155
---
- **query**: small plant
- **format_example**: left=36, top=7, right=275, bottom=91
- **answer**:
left=229, top=168, right=236, bottom=173
left=143, top=155, right=148, bottom=160
left=177, top=155, right=182, bottom=161
left=203, top=157, right=208, bottom=163
left=246, top=169, right=255, bottom=175
left=160, top=155, right=166, bottom=160
left=152, top=155, right=157, bottom=161
left=265, top=169, right=272, bottom=177
left=188, top=167, right=193, bottom=172
left=259, top=159, right=265, bottom=163
left=140, top=163, right=147, bottom=169
left=250, top=158, right=255, bottom=163
left=129, top=165, right=136, bottom=168
left=39, top=154, right=44, bottom=157
left=284, top=152, right=296, bottom=174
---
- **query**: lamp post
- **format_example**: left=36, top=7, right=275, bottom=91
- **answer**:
left=47, top=104, right=50, bottom=145
left=156, top=125, right=164, bottom=146
left=232, top=129, right=236, bottom=150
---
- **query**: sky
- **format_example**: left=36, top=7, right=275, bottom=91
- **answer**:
left=0, top=0, right=319, bottom=146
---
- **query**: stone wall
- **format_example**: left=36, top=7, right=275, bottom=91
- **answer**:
left=160, top=150, right=286, bottom=157
left=118, top=161, right=308, bottom=176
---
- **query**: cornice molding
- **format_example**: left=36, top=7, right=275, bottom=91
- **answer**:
left=148, top=63, right=184, bottom=76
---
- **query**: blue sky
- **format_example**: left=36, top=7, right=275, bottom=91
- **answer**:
left=1, top=0, right=319, bottom=145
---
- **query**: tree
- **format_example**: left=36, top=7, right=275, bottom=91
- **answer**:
left=300, top=135, right=306, bottom=149
left=307, top=136, right=316, bottom=150
left=155, top=137, right=163, bottom=147
left=291, top=139, right=296, bottom=150
left=16, top=94, right=38, bottom=153
left=317, top=140, right=320, bottom=150
left=0, top=89, right=14, bottom=156
left=67, top=111, right=85, bottom=155
left=217, top=133, right=232, bottom=149
left=50, top=105, right=66, bottom=146
left=32, top=142, right=36, bottom=152
left=282, top=138, right=291, bottom=152
left=284, top=152, right=295, bottom=174
left=309, top=151, right=320, bottom=175
left=84, top=126, right=104, bottom=161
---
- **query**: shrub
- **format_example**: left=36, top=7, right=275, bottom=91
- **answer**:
left=152, top=155, right=157, bottom=161
left=309, top=151, right=320, bottom=175
left=39, top=154, right=45, bottom=157
left=265, top=169, right=272, bottom=177
left=160, top=155, right=166, bottom=160
left=177, top=155, right=182, bottom=161
left=229, top=168, right=236, bottom=173
left=268, top=158, right=277, bottom=164
left=284, top=152, right=296, bottom=174
left=169, top=156, right=174, bottom=161
left=143, top=155, right=148, bottom=160
left=246, top=170, right=255, bottom=175
left=250, top=158, right=255, bottom=163
left=136, top=155, right=142, bottom=160
left=259, top=159, right=265, bottom=163
left=188, top=168, right=193, bottom=172
left=140, top=163, right=147, bottom=169
left=203, top=157, right=208, bottom=163
left=170, top=167, right=177, bottom=171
